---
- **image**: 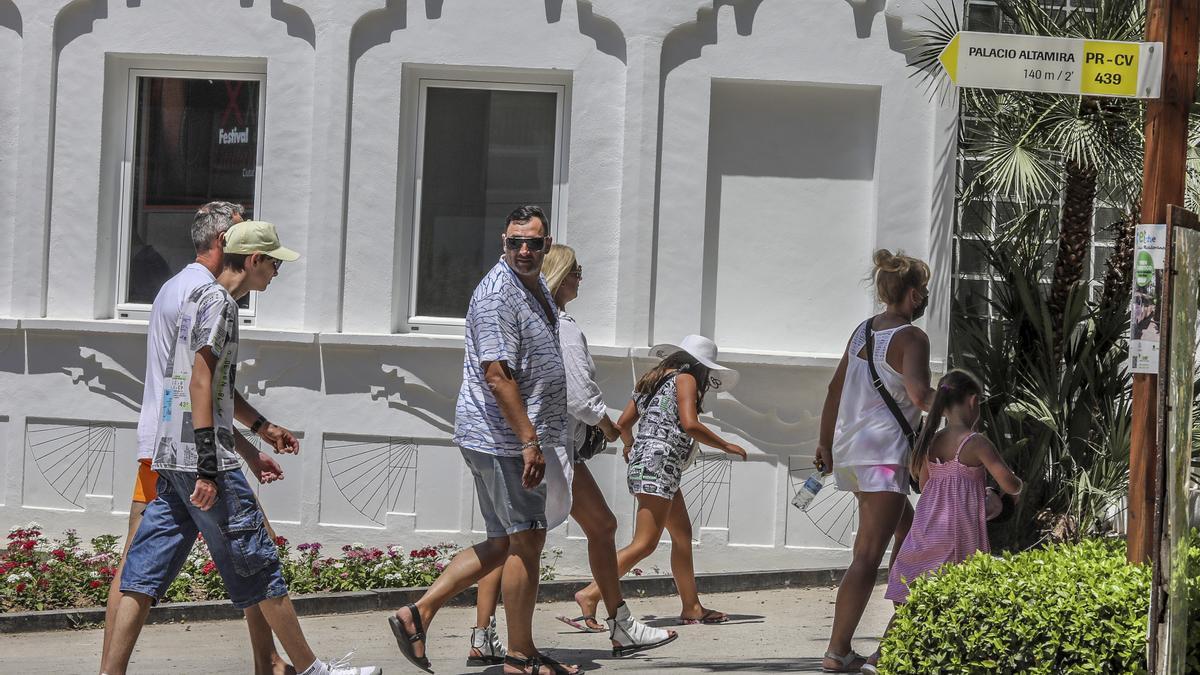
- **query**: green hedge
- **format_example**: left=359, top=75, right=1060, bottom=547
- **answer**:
left=878, top=539, right=1151, bottom=674
left=1188, top=534, right=1199, bottom=674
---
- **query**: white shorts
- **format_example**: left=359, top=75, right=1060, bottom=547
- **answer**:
left=834, top=463, right=910, bottom=494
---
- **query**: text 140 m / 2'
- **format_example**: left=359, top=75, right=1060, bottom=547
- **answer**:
left=1024, top=69, right=1073, bottom=82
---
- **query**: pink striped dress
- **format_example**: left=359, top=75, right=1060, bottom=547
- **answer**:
left=885, top=432, right=989, bottom=603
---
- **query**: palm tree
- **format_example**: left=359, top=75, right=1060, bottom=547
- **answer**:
left=915, top=0, right=1147, bottom=356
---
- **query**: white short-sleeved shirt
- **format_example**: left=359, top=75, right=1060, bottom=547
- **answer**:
left=454, top=259, right=567, bottom=457
left=151, top=283, right=241, bottom=473
left=136, top=263, right=216, bottom=460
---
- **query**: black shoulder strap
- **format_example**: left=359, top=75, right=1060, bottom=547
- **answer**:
left=864, top=317, right=917, bottom=448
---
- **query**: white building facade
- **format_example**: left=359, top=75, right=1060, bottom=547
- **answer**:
left=0, top=0, right=955, bottom=575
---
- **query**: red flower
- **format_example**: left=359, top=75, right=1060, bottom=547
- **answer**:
left=21, top=540, right=35, bottom=551
left=51, top=548, right=66, bottom=560
left=14, top=582, right=25, bottom=593
left=37, top=579, right=49, bottom=589
left=202, top=561, right=217, bottom=575
left=274, top=536, right=288, bottom=547
left=89, top=580, right=102, bottom=589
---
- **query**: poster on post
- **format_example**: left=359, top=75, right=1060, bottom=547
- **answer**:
left=1129, top=224, right=1167, bottom=373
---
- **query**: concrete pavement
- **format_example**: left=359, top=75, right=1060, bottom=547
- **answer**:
left=3, top=585, right=892, bottom=673
left=4, top=581, right=897, bottom=667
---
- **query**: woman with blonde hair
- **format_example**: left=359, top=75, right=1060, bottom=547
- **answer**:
left=468, top=245, right=678, bottom=665
left=815, top=249, right=936, bottom=672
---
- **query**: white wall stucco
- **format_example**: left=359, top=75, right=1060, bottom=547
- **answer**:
left=0, top=0, right=955, bottom=577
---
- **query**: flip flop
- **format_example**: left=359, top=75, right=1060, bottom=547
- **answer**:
left=389, top=604, right=434, bottom=673
left=678, top=608, right=728, bottom=625
left=555, top=615, right=606, bottom=633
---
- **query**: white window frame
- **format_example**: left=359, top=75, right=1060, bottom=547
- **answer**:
left=114, top=67, right=266, bottom=324
left=405, top=78, right=568, bottom=334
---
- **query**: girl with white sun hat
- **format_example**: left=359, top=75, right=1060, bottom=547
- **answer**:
left=574, top=333, right=747, bottom=626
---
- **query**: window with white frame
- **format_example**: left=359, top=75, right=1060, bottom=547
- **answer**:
left=116, top=70, right=264, bottom=319
left=409, top=80, right=565, bottom=324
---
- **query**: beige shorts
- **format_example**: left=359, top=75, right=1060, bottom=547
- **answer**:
left=834, top=463, right=910, bottom=494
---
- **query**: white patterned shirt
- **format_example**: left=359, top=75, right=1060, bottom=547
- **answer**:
left=454, top=259, right=567, bottom=457
left=152, top=283, right=241, bottom=473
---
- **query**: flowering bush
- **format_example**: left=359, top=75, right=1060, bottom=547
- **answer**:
left=2, top=525, right=562, bottom=612
left=1, top=523, right=120, bottom=612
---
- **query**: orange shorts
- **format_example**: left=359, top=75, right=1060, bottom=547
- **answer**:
left=132, top=459, right=159, bottom=503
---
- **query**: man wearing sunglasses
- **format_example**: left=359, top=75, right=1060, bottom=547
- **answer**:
left=390, top=205, right=578, bottom=675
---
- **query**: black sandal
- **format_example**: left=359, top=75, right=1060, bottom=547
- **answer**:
left=504, top=653, right=582, bottom=674
left=389, top=603, right=434, bottom=673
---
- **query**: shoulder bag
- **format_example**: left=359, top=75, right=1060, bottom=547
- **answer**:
left=863, top=317, right=924, bottom=493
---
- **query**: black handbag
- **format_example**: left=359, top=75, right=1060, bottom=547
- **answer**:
left=576, top=424, right=608, bottom=462
left=863, top=317, right=925, bottom=494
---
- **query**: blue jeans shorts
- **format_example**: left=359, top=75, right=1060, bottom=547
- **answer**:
left=120, top=469, right=288, bottom=609
left=460, top=448, right=547, bottom=538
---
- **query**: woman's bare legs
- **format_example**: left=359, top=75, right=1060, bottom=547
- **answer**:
left=568, top=464, right=623, bottom=628
left=574, top=493, right=673, bottom=610
left=824, top=491, right=907, bottom=670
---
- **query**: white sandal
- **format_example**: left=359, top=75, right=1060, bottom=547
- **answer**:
left=822, top=649, right=867, bottom=673
left=606, top=602, right=679, bottom=657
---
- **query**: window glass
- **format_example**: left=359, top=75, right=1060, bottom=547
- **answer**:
left=125, top=76, right=259, bottom=305
left=414, top=86, right=558, bottom=319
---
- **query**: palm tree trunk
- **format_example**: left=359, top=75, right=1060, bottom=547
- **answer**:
left=1099, top=206, right=1138, bottom=311
left=1049, top=159, right=1098, bottom=358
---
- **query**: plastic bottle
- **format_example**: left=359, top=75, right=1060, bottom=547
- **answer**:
left=791, top=472, right=825, bottom=511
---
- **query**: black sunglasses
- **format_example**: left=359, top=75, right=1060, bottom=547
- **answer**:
left=504, top=236, right=547, bottom=252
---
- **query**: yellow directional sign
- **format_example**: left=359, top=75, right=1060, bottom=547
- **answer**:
left=938, top=31, right=1163, bottom=98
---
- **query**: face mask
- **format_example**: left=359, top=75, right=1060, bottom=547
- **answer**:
left=912, top=293, right=929, bottom=320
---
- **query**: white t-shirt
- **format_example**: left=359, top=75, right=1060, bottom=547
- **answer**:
left=151, top=283, right=241, bottom=473
left=136, top=263, right=216, bottom=460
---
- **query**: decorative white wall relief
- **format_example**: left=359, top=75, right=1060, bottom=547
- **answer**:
left=23, top=421, right=135, bottom=511
left=320, top=435, right=418, bottom=528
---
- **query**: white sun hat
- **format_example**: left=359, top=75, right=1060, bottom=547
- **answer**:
left=648, top=334, right=739, bottom=391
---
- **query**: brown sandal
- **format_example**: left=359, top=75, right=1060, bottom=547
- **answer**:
left=503, top=653, right=581, bottom=674
left=679, top=608, right=728, bottom=625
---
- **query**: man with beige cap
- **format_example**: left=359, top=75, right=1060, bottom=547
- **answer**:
left=103, top=222, right=379, bottom=675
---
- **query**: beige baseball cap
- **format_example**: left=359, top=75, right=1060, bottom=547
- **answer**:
left=223, top=220, right=300, bottom=261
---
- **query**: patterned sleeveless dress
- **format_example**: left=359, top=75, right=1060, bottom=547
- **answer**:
left=885, top=432, right=989, bottom=603
left=626, top=372, right=695, bottom=499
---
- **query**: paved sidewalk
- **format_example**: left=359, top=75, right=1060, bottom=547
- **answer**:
left=3, top=584, right=892, bottom=673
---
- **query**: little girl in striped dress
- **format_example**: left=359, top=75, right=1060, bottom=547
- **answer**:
left=863, top=369, right=1023, bottom=674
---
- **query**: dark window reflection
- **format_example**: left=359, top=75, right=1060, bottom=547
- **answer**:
left=126, top=77, right=259, bottom=305
left=415, top=87, right=558, bottom=319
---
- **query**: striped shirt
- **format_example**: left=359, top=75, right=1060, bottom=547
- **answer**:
left=454, top=260, right=567, bottom=457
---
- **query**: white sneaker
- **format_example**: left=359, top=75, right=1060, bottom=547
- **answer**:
left=304, top=652, right=382, bottom=675
left=467, top=614, right=507, bottom=666
left=607, top=601, right=679, bottom=656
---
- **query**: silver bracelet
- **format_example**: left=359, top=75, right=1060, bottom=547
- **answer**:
left=520, top=439, right=541, bottom=450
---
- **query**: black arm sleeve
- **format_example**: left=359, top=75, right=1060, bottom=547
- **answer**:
left=195, top=427, right=219, bottom=482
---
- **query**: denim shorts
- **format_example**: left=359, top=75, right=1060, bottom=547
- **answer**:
left=460, top=447, right=547, bottom=538
left=120, top=469, right=288, bottom=609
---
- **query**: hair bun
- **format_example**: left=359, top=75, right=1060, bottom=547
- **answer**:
left=873, top=249, right=908, bottom=274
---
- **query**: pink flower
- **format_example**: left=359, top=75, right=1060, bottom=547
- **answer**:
left=202, top=561, right=217, bottom=575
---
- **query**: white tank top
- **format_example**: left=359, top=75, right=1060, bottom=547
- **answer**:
left=831, top=320, right=922, bottom=467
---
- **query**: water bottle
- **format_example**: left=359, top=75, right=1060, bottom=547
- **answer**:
left=791, top=472, right=825, bottom=511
